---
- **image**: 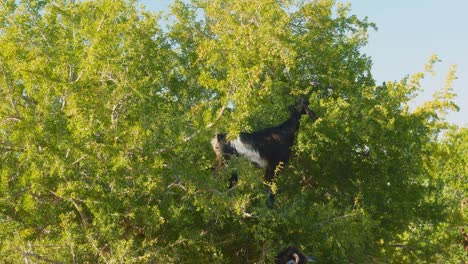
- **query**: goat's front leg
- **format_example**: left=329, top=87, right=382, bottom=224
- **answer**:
left=265, top=166, right=275, bottom=208
left=212, top=158, right=225, bottom=174
left=211, top=135, right=226, bottom=174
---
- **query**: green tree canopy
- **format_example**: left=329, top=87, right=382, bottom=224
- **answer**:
left=0, top=0, right=466, bottom=263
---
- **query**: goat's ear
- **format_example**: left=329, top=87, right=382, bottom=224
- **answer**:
left=216, top=134, right=226, bottom=142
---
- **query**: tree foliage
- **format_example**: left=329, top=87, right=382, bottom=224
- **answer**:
left=0, top=0, right=466, bottom=263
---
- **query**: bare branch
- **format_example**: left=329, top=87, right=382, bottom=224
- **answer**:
left=68, top=64, right=75, bottom=83
left=111, top=95, right=129, bottom=129
left=0, top=138, right=25, bottom=152
left=86, top=234, right=110, bottom=264
left=383, top=243, right=416, bottom=251
left=100, top=71, right=119, bottom=85
left=167, top=175, right=187, bottom=191
left=206, top=103, right=226, bottom=129
left=49, top=191, right=90, bottom=228
left=0, top=117, right=21, bottom=126
left=70, top=198, right=90, bottom=227
left=313, top=212, right=363, bottom=227
left=72, top=155, right=88, bottom=165
left=14, top=247, right=65, bottom=264
left=73, top=71, right=83, bottom=83
left=387, top=244, right=411, bottom=248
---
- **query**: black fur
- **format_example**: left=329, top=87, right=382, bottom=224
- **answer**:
left=275, top=247, right=308, bottom=264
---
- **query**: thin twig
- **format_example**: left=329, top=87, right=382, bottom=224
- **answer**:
left=385, top=243, right=416, bottom=250
left=69, top=199, right=90, bottom=227
left=86, top=234, right=110, bottom=264
left=313, top=212, right=362, bottom=227
left=167, top=175, right=187, bottom=191
left=72, top=155, right=88, bottom=165
left=111, top=95, right=129, bottom=129
left=225, top=184, right=239, bottom=194
left=387, top=244, right=410, bottom=248
left=73, top=71, right=83, bottom=83
left=0, top=117, right=21, bottom=126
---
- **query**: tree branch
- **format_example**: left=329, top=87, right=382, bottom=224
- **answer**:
left=15, top=247, right=65, bottom=264
left=155, top=103, right=226, bottom=154
left=384, top=243, right=416, bottom=251
left=49, top=191, right=90, bottom=228
left=0, top=116, right=21, bottom=126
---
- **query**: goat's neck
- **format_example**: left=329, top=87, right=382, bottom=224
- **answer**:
left=280, top=112, right=303, bottom=134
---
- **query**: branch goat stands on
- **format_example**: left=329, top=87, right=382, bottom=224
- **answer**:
left=211, top=98, right=317, bottom=207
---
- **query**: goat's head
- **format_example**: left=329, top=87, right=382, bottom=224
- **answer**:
left=290, top=97, right=317, bottom=121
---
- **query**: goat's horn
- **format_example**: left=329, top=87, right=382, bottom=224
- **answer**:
left=293, top=253, right=300, bottom=264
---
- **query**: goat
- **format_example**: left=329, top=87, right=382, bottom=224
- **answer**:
left=211, top=98, right=317, bottom=207
left=275, top=247, right=317, bottom=264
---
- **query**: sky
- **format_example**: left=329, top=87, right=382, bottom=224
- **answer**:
left=140, top=0, right=467, bottom=126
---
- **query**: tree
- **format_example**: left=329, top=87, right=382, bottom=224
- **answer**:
left=0, top=0, right=465, bottom=263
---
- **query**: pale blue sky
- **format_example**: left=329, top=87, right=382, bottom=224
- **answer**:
left=343, top=1, right=467, bottom=126
left=140, top=1, right=467, bottom=126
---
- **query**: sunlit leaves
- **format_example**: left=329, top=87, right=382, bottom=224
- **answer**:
left=0, top=0, right=465, bottom=263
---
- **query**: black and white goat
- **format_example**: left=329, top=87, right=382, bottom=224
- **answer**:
left=275, top=247, right=317, bottom=264
left=211, top=98, right=317, bottom=207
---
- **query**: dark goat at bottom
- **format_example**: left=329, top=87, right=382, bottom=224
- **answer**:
left=211, top=98, right=317, bottom=207
left=276, top=247, right=316, bottom=264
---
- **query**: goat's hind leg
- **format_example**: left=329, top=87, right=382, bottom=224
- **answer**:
left=228, top=171, right=238, bottom=189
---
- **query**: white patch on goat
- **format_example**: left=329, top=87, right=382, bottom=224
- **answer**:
left=230, top=137, right=268, bottom=169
